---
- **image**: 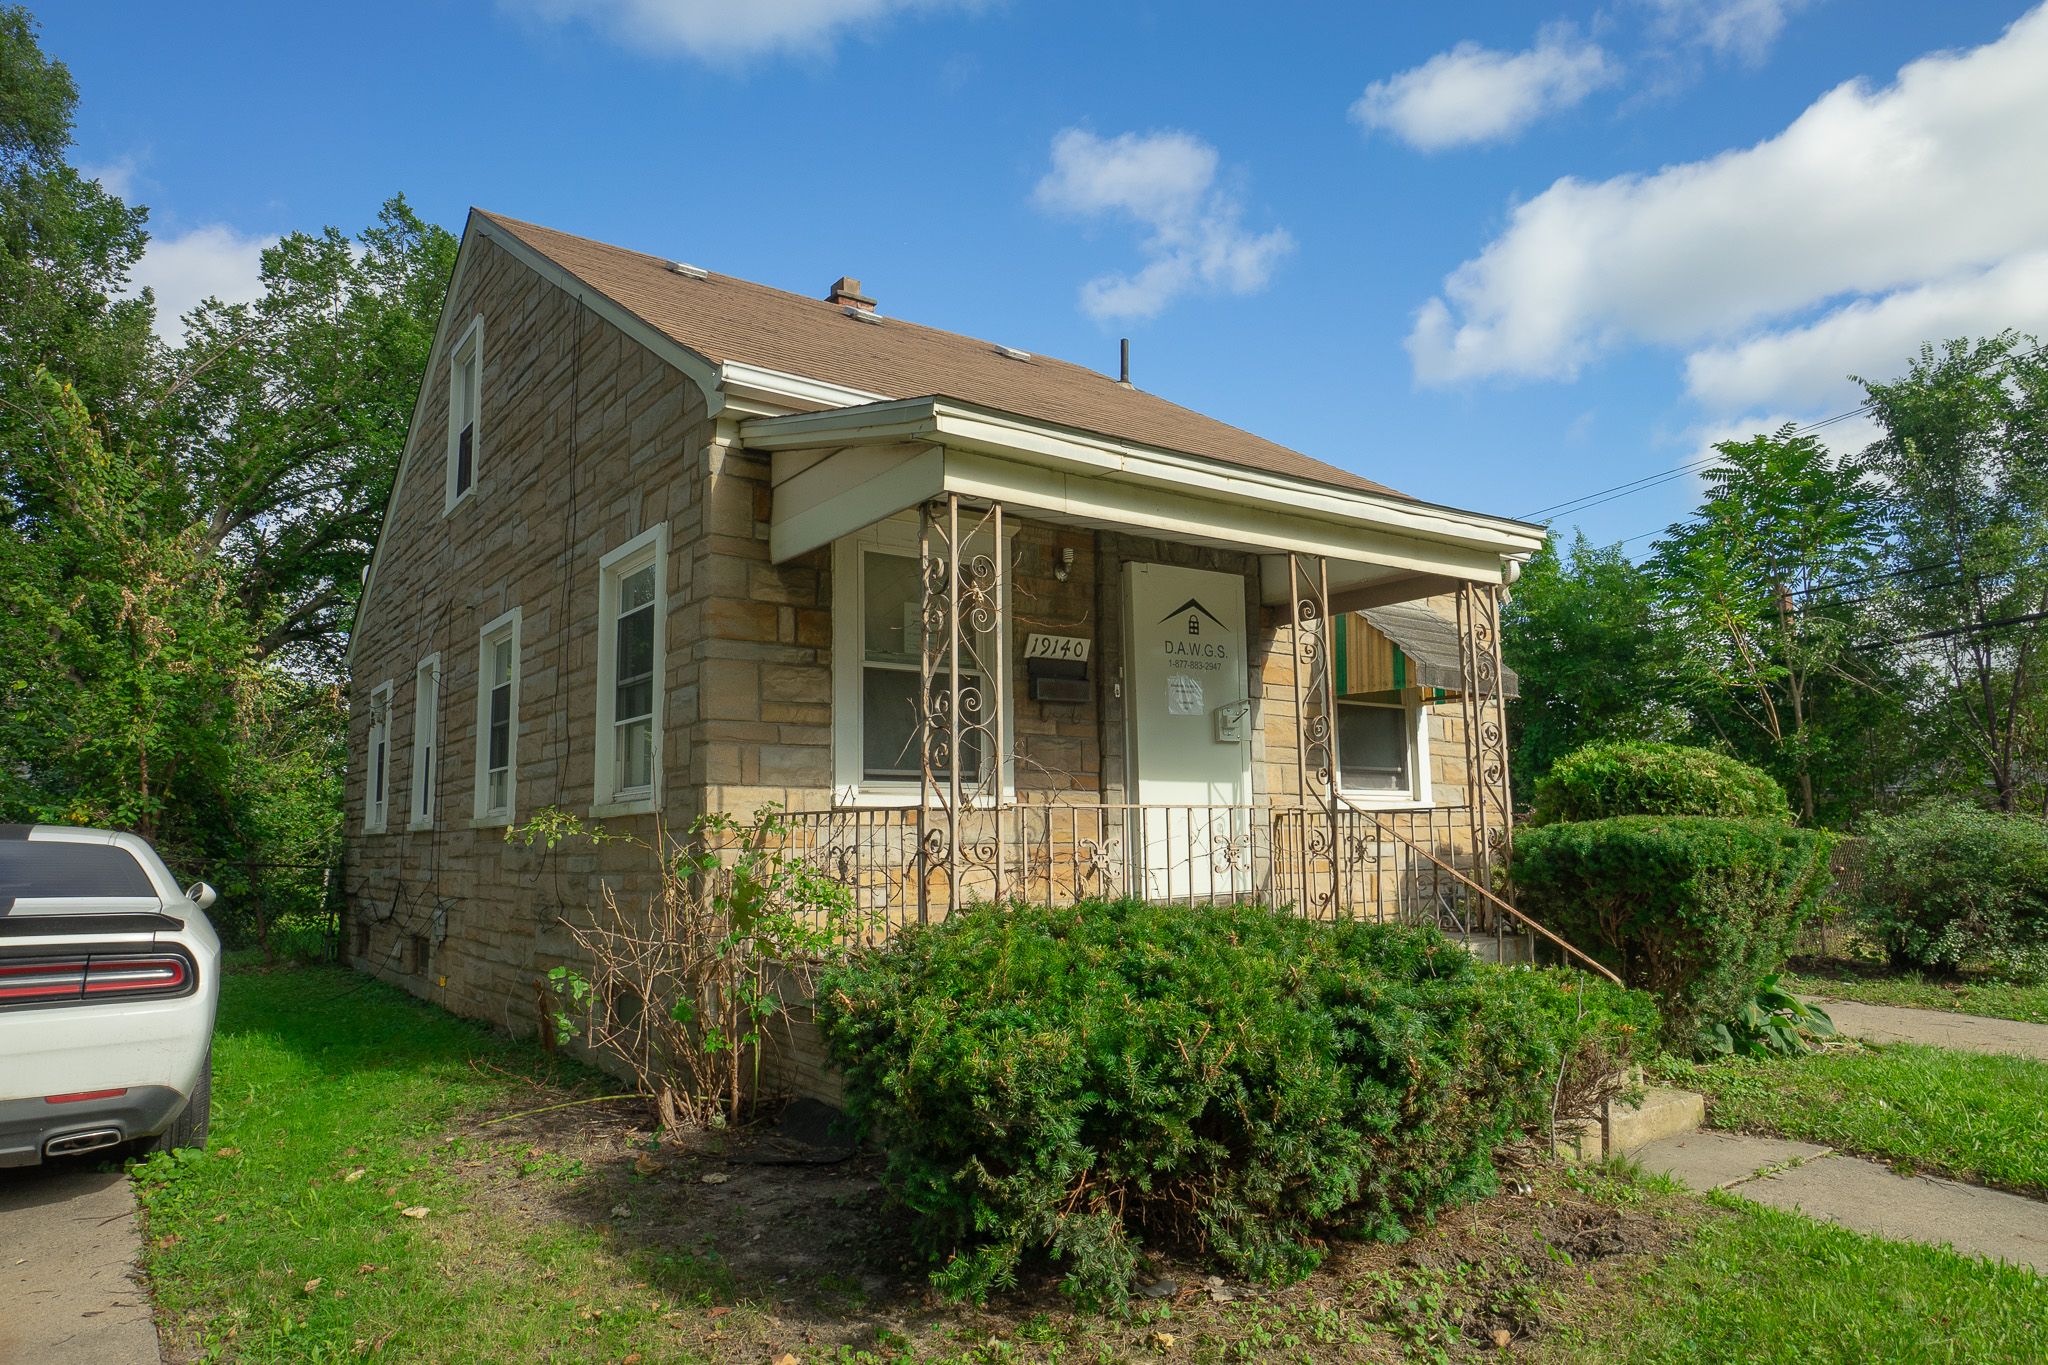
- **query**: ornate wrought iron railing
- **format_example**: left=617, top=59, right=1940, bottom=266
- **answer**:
left=778, top=803, right=1277, bottom=932
left=775, top=800, right=1618, bottom=983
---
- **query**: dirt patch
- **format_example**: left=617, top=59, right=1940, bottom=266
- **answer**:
left=431, top=1092, right=1690, bottom=1363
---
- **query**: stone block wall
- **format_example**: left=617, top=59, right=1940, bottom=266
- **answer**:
left=343, top=233, right=716, bottom=1040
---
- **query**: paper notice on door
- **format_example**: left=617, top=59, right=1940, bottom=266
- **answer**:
left=1167, top=674, right=1205, bottom=715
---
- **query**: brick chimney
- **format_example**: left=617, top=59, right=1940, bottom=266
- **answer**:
left=827, top=276, right=875, bottom=311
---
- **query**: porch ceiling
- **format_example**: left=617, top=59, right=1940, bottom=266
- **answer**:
left=745, top=396, right=1545, bottom=602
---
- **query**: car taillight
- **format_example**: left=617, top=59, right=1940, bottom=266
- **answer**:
left=84, top=953, right=189, bottom=996
left=0, top=949, right=195, bottom=1009
left=0, top=958, right=87, bottom=1003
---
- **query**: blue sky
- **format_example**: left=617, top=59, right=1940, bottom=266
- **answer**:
left=44, top=1, right=2048, bottom=550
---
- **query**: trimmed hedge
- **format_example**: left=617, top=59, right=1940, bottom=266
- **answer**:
left=1511, top=816, right=1833, bottom=1051
left=816, top=899, right=1653, bottom=1307
left=1530, top=741, right=1793, bottom=826
left=1851, top=800, right=2048, bottom=979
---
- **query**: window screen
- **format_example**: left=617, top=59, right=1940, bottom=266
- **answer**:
left=1337, top=703, right=1410, bottom=793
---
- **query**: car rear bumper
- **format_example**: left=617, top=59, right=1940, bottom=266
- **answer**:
left=0, top=1085, right=187, bottom=1167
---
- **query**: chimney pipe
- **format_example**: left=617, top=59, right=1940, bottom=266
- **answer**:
left=827, top=276, right=875, bottom=311
left=1118, top=338, right=1131, bottom=388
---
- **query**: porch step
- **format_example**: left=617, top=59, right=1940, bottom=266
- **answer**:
left=1555, top=1085, right=1706, bottom=1162
left=1446, top=930, right=1534, bottom=966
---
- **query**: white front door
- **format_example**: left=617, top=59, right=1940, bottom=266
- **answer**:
left=1125, top=563, right=1255, bottom=900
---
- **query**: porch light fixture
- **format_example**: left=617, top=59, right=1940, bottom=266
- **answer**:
left=1054, top=547, right=1074, bottom=582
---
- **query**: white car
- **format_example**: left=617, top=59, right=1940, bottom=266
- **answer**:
left=0, top=825, right=221, bottom=1165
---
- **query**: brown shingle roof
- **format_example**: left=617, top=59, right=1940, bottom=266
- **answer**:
left=474, top=210, right=1405, bottom=499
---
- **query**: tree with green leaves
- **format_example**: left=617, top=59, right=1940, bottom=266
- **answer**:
left=1502, top=532, right=1688, bottom=787
left=0, top=370, right=250, bottom=840
left=159, top=197, right=456, bottom=675
left=1649, top=427, right=1888, bottom=824
left=0, top=5, right=152, bottom=452
left=1858, top=334, right=2048, bottom=813
left=0, top=7, right=449, bottom=931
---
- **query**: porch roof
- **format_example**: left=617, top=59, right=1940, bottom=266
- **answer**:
left=744, top=396, right=1547, bottom=603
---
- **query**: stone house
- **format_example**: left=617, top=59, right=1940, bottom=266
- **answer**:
left=344, top=210, right=1583, bottom=1085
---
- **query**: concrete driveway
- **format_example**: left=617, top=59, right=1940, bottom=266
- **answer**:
left=0, top=1162, right=162, bottom=1364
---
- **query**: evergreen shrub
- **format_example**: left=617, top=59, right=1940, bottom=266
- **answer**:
left=1511, top=815, right=1833, bottom=1049
left=816, top=898, right=1652, bottom=1307
left=1529, top=741, right=1793, bottom=826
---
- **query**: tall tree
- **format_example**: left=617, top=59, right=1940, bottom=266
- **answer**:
left=0, top=5, right=153, bottom=452
left=159, top=196, right=457, bottom=676
left=1649, top=427, right=1884, bottom=823
left=0, top=371, right=249, bottom=841
left=1503, top=532, right=1688, bottom=786
left=1858, top=334, right=2048, bottom=813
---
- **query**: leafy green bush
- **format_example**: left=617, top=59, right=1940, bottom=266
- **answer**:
left=1511, top=816, right=1833, bottom=1051
left=1850, top=800, right=2048, bottom=980
left=1529, top=741, right=1793, bottom=826
left=816, top=899, right=1652, bottom=1307
left=1702, top=974, right=1836, bottom=1057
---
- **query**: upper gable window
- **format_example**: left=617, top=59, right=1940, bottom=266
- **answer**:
left=446, top=317, right=483, bottom=512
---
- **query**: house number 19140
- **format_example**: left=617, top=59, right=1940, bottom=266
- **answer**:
left=1024, top=634, right=1092, bottom=662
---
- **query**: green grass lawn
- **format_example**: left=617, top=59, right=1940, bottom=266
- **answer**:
left=1658, top=1043, right=2048, bottom=1195
left=1784, top=963, right=2048, bottom=1024
left=1539, top=1195, right=2048, bottom=1365
left=132, top=966, right=703, bottom=1362
left=135, top=966, right=2048, bottom=1363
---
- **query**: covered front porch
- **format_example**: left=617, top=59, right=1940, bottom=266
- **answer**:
left=735, top=394, right=1594, bottom=970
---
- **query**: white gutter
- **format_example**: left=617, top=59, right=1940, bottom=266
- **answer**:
left=742, top=396, right=1547, bottom=562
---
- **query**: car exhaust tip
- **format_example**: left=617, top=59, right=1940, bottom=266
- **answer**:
left=44, top=1128, right=123, bottom=1158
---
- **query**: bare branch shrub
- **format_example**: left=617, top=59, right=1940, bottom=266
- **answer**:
left=510, top=804, right=868, bottom=1132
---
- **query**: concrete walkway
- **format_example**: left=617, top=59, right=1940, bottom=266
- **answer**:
left=0, top=1164, right=162, bottom=1364
left=1637, top=1130, right=2048, bottom=1272
left=1801, top=996, right=2048, bottom=1060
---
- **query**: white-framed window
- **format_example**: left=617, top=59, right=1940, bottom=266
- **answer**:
left=410, top=653, right=441, bottom=829
left=364, top=681, right=393, bottom=834
left=474, top=607, right=522, bottom=825
left=1336, top=696, right=1431, bottom=806
left=594, top=524, right=668, bottom=815
left=445, top=316, right=483, bottom=512
left=830, top=514, right=1011, bottom=804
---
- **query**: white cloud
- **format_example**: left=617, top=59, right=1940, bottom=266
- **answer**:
left=82, top=156, right=140, bottom=200
left=131, top=224, right=276, bottom=344
left=1685, top=253, right=2048, bottom=410
left=1351, top=26, right=1617, bottom=152
left=1641, top=0, right=1813, bottom=66
left=1408, top=6, right=2048, bottom=387
left=1034, top=128, right=1293, bottom=323
left=502, top=0, right=973, bottom=62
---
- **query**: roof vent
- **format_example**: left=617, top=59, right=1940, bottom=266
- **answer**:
left=843, top=305, right=883, bottom=325
left=994, top=344, right=1032, bottom=362
left=827, top=276, right=876, bottom=311
left=668, top=261, right=708, bottom=279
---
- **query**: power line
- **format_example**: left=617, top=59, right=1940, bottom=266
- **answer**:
left=1532, top=338, right=2048, bottom=526
left=1520, top=402, right=1873, bottom=522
